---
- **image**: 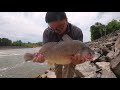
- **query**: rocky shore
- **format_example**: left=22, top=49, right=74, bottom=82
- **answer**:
left=34, top=30, right=120, bottom=78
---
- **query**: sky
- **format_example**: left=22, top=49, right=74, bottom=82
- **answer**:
left=0, top=12, right=120, bottom=43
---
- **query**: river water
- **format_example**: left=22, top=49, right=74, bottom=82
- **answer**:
left=0, top=47, right=49, bottom=78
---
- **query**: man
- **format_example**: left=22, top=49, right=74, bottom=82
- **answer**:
left=33, top=12, right=90, bottom=78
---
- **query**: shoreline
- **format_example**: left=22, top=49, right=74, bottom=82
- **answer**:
left=0, top=46, right=41, bottom=50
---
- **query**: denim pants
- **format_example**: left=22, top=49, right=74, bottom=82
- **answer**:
left=55, top=63, right=76, bottom=78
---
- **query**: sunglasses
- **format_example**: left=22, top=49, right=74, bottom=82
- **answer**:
left=49, top=21, right=66, bottom=32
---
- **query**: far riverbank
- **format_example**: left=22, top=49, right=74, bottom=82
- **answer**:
left=0, top=46, right=42, bottom=50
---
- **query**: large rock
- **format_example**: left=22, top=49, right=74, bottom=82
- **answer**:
left=97, top=55, right=108, bottom=62
left=104, top=42, right=115, bottom=48
left=108, top=36, right=117, bottom=42
left=46, top=70, right=56, bottom=78
left=106, top=51, right=115, bottom=61
left=75, top=61, right=116, bottom=78
left=100, top=46, right=110, bottom=55
left=75, top=61, right=97, bottom=78
left=110, top=53, right=120, bottom=78
left=96, top=62, right=116, bottom=78
left=114, top=35, right=120, bottom=57
left=83, top=30, right=120, bottom=78
left=92, top=48, right=103, bottom=54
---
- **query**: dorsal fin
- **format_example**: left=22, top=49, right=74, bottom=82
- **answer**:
left=62, top=34, right=73, bottom=41
left=39, top=42, right=57, bottom=53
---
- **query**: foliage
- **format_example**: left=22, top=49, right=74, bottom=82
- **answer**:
left=0, top=38, right=42, bottom=48
left=90, top=19, right=120, bottom=41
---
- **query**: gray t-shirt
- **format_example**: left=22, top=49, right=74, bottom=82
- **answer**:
left=43, top=23, right=83, bottom=44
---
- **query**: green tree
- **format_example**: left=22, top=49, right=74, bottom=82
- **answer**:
left=36, top=42, right=43, bottom=46
left=0, top=37, right=42, bottom=48
left=12, top=40, right=22, bottom=46
left=106, top=19, right=120, bottom=34
left=1, top=38, right=8, bottom=46
left=0, top=38, right=1, bottom=46
left=90, top=22, right=106, bottom=41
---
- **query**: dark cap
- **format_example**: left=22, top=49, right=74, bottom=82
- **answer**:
left=45, top=12, right=67, bottom=23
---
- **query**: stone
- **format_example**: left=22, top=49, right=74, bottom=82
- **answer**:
left=105, top=42, right=115, bottom=48
left=46, top=70, right=56, bottom=78
left=75, top=61, right=98, bottom=78
left=106, top=51, right=115, bottom=60
left=108, top=36, right=117, bottom=42
left=40, top=74, right=47, bottom=78
left=110, top=53, right=120, bottom=78
left=98, top=56, right=108, bottom=62
left=96, top=62, right=116, bottom=78
left=114, top=35, right=120, bottom=57
left=93, top=48, right=102, bottom=54
left=75, top=61, right=116, bottom=78
left=92, top=51, right=101, bottom=61
left=100, top=46, right=110, bottom=56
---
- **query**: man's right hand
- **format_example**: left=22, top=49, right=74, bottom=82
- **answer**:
left=33, top=52, right=45, bottom=63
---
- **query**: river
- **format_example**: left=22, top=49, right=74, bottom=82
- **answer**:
left=0, top=47, right=49, bottom=78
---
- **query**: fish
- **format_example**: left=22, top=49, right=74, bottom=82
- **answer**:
left=24, top=34, right=97, bottom=66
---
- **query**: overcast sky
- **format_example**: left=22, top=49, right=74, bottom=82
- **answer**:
left=0, top=12, right=120, bottom=43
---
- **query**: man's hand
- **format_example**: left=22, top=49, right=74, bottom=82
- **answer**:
left=33, top=52, right=45, bottom=63
left=70, top=53, right=93, bottom=65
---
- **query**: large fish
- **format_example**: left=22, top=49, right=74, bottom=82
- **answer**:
left=24, top=34, right=98, bottom=65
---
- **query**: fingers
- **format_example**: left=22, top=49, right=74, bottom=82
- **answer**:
left=39, top=54, right=45, bottom=63
left=71, top=54, right=87, bottom=64
left=33, top=53, right=45, bottom=63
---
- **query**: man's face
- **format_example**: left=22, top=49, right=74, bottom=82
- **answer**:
left=48, top=19, right=68, bottom=35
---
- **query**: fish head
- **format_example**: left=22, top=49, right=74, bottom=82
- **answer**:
left=62, top=34, right=97, bottom=61
left=79, top=46, right=95, bottom=61
left=79, top=45, right=101, bottom=61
